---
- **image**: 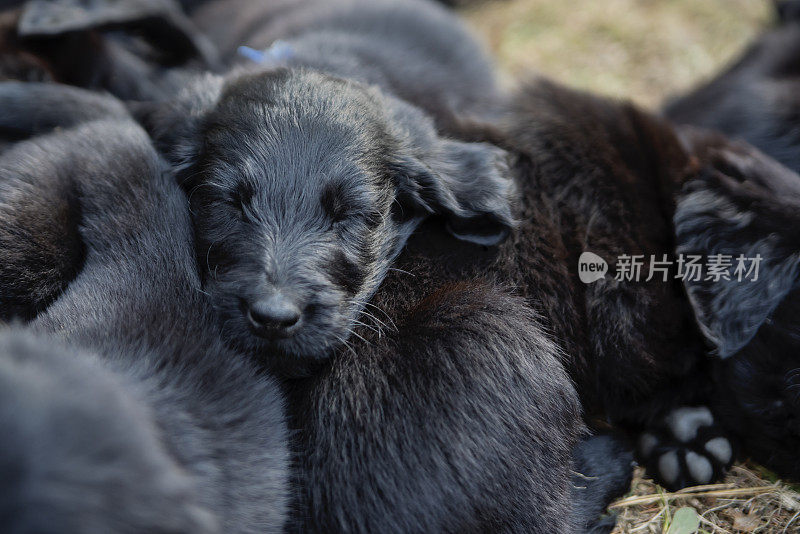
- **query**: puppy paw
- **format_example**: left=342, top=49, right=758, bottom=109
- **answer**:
left=637, top=406, right=734, bottom=490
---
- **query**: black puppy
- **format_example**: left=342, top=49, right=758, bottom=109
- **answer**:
left=141, top=0, right=513, bottom=369
left=0, top=83, right=631, bottom=532
left=671, top=128, right=800, bottom=482
left=0, top=92, right=289, bottom=533
left=187, top=0, right=501, bottom=123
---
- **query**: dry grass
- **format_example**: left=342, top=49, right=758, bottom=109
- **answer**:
left=611, top=466, right=800, bottom=533
left=460, top=1, right=800, bottom=532
left=461, top=0, right=771, bottom=108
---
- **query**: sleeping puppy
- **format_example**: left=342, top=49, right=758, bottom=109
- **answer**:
left=0, top=83, right=630, bottom=533
left=0, top=0, right=217, bottom=99
left=664, top=0, right=800, bottom=174
left=672, top=127, right=800, bottom=482
left=0, top=89, right=289, bottom=533
left=141, top=0, right=514, bottom=370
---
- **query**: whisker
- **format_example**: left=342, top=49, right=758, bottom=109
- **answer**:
left=205, top=241, right=217, bottom=277
left=352, top=319, right=383, bottom=338
left=358, top=309, right=391, bottom=333
left=347, top=329, right=371, bottom=347
left=388, top=267, right=415, bottom=277
left=363, top=302, right=398, bottom=331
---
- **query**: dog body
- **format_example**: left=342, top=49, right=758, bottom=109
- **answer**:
left=372, top=79, right=732, bottom=490
left=0, top=92, right=289, bottom=533
left=0, top=0, right=217, bottom=99
left=0, top=82, right=633, bottom=533
left=671, top=128, right=800, bottom=482
left=189, top=0, right=500, bottom=122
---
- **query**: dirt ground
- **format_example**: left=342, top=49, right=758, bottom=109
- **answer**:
left=461, top=1, right=800, bottom=532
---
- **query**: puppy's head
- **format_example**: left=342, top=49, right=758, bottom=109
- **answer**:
left=148, top=69, right=514, bottom=367
left=676, top=129, right=800, bottom=478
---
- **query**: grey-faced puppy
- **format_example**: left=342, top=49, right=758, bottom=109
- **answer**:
left=144, top=72, right=512, bottom=369
left=0, top=87, right=288, bottom=533
left=135, top=0, right=513, bottom=370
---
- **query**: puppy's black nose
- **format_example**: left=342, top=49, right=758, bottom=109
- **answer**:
left=247, top=294, right=302, bottom=338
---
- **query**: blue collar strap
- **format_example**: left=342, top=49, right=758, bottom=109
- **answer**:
left=238, top=40, right=294, bottom=66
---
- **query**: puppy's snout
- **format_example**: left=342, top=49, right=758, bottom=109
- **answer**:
left=247, top=293, right=302, bottom=339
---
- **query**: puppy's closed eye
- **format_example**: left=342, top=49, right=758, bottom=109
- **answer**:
left=321, top=183, right=350, bottom=223
left=229, top=182, right=256, bottom=215
left=321, top=182, right=382, bottom=229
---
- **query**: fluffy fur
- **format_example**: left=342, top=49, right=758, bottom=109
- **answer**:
left=664, top=1, right=800, bottom=481
left=413, top=78, right=711, bottom=427
left=0, top=90, right=289, bottom=532
left=187, top=0, right=501, bottom=122
left=366, top=78, right=718, bottom=490
left=286, top=280, right=625, bottom=533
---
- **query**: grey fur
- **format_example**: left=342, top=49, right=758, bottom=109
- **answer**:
left=0, top=100, right=289, bottom=532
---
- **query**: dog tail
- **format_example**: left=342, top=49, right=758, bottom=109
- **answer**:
left=570, top=434, right=634, bottom=534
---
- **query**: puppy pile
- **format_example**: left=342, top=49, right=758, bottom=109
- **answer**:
left=0, top=1, right=798, bottom=533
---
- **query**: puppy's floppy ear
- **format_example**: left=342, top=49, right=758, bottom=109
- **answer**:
left=675, top=131, right=800, bottom=358
left=130, top=73, right=223, bottom=182
left=384, top=96, right=515, bottom=245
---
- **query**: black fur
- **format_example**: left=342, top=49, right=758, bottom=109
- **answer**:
left=366, top=78, right=715, bottom=490
left=284, top=281, right=629, bottom=533
left=0, top=0, right=216, bottom=99
left=663, top=0, right=800, bottom=482
left=188, top=0, right=500, bottom=123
